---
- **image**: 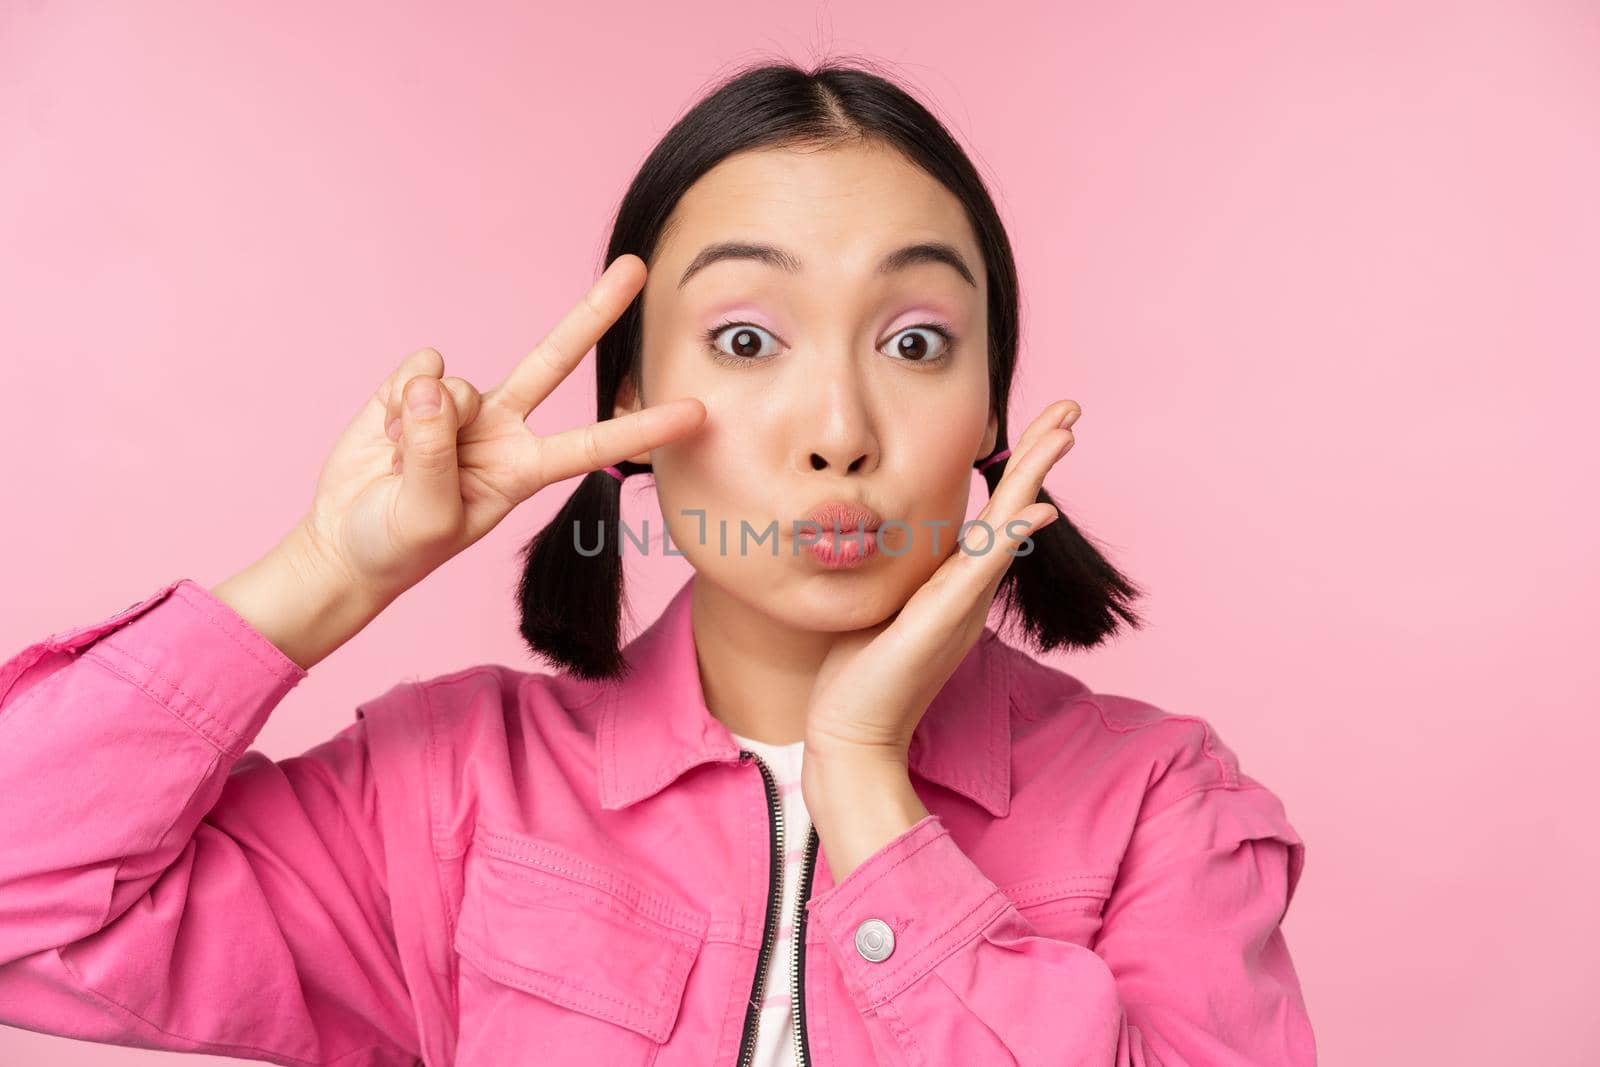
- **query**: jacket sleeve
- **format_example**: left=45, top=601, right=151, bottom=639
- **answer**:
left=0, top=578, right=421, bottom=1066
left=803, top=778, right=1313, bottom=1066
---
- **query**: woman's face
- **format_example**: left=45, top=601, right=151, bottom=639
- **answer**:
left=619, top=140, right=998, bottom=631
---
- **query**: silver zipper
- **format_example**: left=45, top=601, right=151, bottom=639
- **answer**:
left=735, top=749, right=819, bottom=1067
left=791, top=818, right=820, bottom=1067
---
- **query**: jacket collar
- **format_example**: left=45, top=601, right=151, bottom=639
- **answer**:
left=596, top=573, right=1012, bottom=818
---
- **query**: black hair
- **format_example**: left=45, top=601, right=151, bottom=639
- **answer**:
left=517, top=56, right=1146, bottom=680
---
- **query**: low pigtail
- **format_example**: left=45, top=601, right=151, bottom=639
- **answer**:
left=978, top=453, right=1148, bottom=653
left=516, top=459, right=650, bottom=681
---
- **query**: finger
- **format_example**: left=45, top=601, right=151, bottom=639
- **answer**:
left=894, top=402, right=1079, bottom=654
left=906, top=401, right=1077, bottom=620
left=380, top=348, right=446, bottom=431
left=975, top=398, right=1080, bottom=517
left=880, top=488, right=1056, bottom=667
left=388, top=377, right=479, bottom=441
left=914, top=494, right=1058, bottom=644
left=517, top=397, right=706, bottom=493
left=981, top=425, right=1074, bottom=531
left=442, top=377, right=484, bottom=430
left=988, top=399, right=1081, bottom=475
left=971, top=501, right=1058, bottom=608
left=485, top=255, right=647, bottom=419
left=393, top=375, right=464, bottom=543
left=901, top=425, right=1066, bottom=638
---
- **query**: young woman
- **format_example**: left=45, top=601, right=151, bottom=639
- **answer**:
left=0, top=62, right=1313, bottom=1066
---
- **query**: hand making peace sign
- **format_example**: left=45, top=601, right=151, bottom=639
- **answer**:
left=295, top=255, right=706, bottom=602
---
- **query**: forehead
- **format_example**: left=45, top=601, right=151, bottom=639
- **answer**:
left=656, top=141, right=981, bottom=277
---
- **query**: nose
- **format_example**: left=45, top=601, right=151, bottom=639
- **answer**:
left=790, top=350, right=880, bottom=476
left=808, top=443, right=871, bottom=472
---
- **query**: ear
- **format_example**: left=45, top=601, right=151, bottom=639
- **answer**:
left=611, top=375, right=653, bottom=465
left=976, top=410, right=999, bottom=461
left=612, top=374, right=642, bottom=421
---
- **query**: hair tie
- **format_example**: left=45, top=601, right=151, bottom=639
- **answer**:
left=975, top=448, right=1011, bottom=473
left=601, top=465, right=626, bottom=483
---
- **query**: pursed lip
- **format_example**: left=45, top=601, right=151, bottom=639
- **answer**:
left=799, top=499, right=885, bottom=535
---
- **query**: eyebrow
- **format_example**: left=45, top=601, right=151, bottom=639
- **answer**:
left=676, top=240, right=978, bottom=290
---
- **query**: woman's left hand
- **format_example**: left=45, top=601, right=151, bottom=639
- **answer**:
left=801, top=398, right=1083, bottom=775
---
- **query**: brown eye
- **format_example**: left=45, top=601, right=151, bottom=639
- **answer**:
left=882, top=325, right=954, bottom=363
left=728, top=328, right=762, bottom=358
left=705, top=322, right=780, bottom=363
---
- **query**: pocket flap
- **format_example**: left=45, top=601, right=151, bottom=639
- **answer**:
left=453, top=827, right=708, bottom=1044
left=999, top=872, right=1115, bottom=915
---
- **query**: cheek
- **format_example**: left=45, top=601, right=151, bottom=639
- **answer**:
left=638, top=340, right=756, bottom=477
left=876, top=416, right=983, bottom=559
left=901, top=399, right=986, bottom=489
left=649, top=414, right=769, bottom=559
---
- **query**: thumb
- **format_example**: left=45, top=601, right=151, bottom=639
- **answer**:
left=394, top=375, right=463, bottom=544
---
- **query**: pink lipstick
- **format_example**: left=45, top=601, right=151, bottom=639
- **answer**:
left=799, top=500, right=883, bottom=569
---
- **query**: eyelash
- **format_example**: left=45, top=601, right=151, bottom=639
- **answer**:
left=702, top=320, right=958, bottom=367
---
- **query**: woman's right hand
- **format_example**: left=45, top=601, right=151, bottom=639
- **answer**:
left=293, top=254, right=705, bottom=603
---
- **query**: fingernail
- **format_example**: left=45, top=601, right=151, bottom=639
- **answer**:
left=386, top=417, right=401, bottom=440
left=408, top=379, right=441, bottom=416
left=1060, top=406, right=1081, bottom=428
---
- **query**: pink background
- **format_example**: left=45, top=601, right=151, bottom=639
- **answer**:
left=3, top=2, right=1596, bottom=1064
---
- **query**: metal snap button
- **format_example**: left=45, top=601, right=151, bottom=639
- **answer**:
left=854, top=918, right=895, bottom=962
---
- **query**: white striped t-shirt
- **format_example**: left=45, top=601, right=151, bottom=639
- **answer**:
left=728, top=730, right=812, bottom=1067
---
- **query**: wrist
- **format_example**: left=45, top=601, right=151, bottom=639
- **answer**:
left=801, top=754, right=928, bottom=882
left=801, top=747, right=919, bottom=823
left=209, top=522, right=390, bottom=672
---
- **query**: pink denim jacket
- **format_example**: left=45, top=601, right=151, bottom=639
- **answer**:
left=0, top=573, right=1314, bottom=1066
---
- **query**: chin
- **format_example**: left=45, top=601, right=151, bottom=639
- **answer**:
left=781, top=566, right=919, bottom=632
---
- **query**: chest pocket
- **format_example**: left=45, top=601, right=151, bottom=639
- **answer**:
left=451, top=825, right=709, bottom=1066
left=997, top=872, right=1116, bottom=946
